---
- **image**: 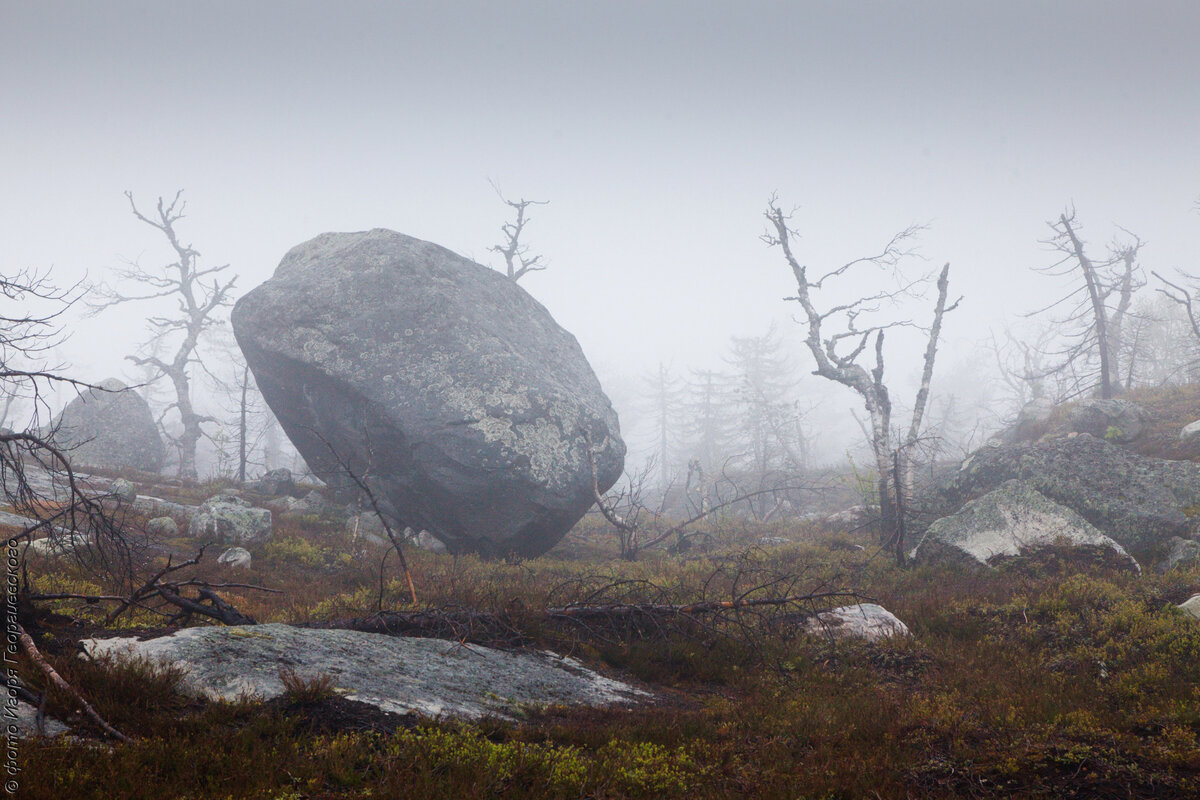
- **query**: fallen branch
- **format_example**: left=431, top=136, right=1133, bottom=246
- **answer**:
left=17, top=623, right=130, bottom=743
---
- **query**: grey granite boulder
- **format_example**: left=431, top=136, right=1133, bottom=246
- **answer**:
left=927, top=434, right=1200, bottom=554
left=217, top=546, right=252, bottom=569
left=1066, top=398, right=1148, bottom=443
left=81, top=624, right=649, bottom=721
left=232, top=229, right=625, bottom=558
left=108, top=478, right=137, bottom=503
left=802, top=603, right=910, bottom=642
left=911, top=480, right=1139, bottom=571
left=1181, top=420, right=1200, bottom=443
left=50, top=378, right=165, bottom=472
left=189, top=494, right=272, bottom=544
left=253, top=468, right=295, bottom=496
left=1178, top=594, right=1200, bottom=621
left=146, top=516, right=179, bottom=538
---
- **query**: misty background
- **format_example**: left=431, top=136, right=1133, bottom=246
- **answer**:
left=4, top=1, right=1200, bottom=488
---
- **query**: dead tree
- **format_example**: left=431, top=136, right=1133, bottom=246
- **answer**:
left=1154, top=269, right=1200, bottom=344
left=590, top=443, right=818, bottom=560
left=489, top=182, right=549, bottom=281
left=1, top=268, right=128, bottom=569
left=763, top=198, right=959, bottom=562
left=1031, top=211, right=1146, bottom=399
left=0, top=267, right=136, bottom=740
left=89, top=191, right=236, bottom=478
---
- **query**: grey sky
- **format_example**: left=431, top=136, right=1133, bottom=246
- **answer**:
left=3, top=1, right=1200, bottom=459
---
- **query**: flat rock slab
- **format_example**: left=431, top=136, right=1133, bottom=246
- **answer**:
left=82, top=624, right=650, bottom=721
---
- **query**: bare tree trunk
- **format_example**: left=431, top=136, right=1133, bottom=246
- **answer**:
left=764, top=200, right=957, bottom=561
left=238, top=364, right=249, bottom=483
left=1059, top=214, right=1114, bottom=398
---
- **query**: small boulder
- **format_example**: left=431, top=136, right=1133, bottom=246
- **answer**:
left=281, top=490, right=328, bottom=516
left=803, top=603, right=910, bottom=642
left=27, top=533, right=93, bottom=558
left=346, top=512, right=388, bottom=546
left=50, top=378, right=165, bottom=472
left=217, top=546, right=252, bottom=570
left=412, top=529, right=448, bottom=554
left=1178, top=594, right=1200, bottom=621
left=108, top=478, right=137, bottom=503
left=1067, top=398, right=1148, bottom=443
left=190, top=495, right=272, bottom=544
left=1158, top=537, right=1200, bottom=573
left=1181, top=420, right=1200, bottom=443
left=911, top=480, right=1139, bottom=571
left=253, top=468, right=295, bottom=497
left=146, top=516, right=179, bottom=538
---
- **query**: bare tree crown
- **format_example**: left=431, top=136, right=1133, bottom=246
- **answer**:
left=89, top=191, right=237, bottom=478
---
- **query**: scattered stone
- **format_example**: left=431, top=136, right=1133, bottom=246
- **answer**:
left=189, top=494, right=272, bottom=544
left=27, top=533, right=93, bottom=558
left=346, top=512, right=388, bottom=547
left=927, top=434, right=1200, bottom=553
left=253, top=468, right=295, bottom=497
left=49, top=378, right=165, bottom=472
left=1158, top=537, right=1200, bottom=573
left=133, top=495, right=197, bottom=521
left=108, top=478, right=137, bottom=503
left=803, top=603, right=910, bottom=642
left=217, top=546, right=252, bottom=570
left=81, top=624, right=650, bottom=721
left=757, top=536, right=792, bottom=547
left=1066, top=398, right=1149, bottom=444
left=412, top=529, right=447, bottom=554
left=146, top=516, right=179, bottom=538
left=231, top=229, right=625, bottom=558
left=911, top=480, right=1139, bottom=572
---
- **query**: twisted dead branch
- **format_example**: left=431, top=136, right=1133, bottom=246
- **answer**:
left=30, top=545, right=278, bottom=626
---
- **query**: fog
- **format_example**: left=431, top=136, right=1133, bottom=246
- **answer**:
left=4, top=1, right=1200, bottom=476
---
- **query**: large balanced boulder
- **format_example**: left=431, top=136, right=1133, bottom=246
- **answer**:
left=50, top=378, right=165, bottom=472
left=231, top=229, right=625, bottom=558
left=911, top=480, right=1139, bottom=571
left=926, top=434, right=1200, bottom=554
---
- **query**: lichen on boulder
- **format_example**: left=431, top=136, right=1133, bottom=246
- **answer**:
left=189, top=494, right=272, bottom=544
left=911, top=479, right=1139, bottom=571
left=231, top=229, right=625, bottom=558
